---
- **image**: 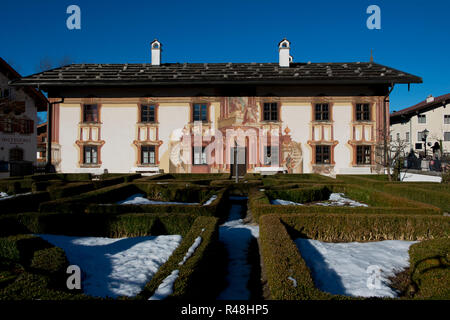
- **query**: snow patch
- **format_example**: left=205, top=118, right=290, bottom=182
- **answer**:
left=117, top=193, right=199, bottom=205
left=295, top=239, right=417, bottom=298
left=400, top=172, right=442, bottom=182
left=0, top=192, right=32, bottom=201
left=288, top=276, right=297, bottom=288
left=202, top=195, right=217, bottom=206
left=179, top=236, right=202, bottom=266
left=38, top=234, right=182, bottom=298
left=148, top=269, right=180, bottom=300
left=271, top=193, right=367, bottom=207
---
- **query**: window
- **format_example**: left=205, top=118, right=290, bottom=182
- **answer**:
left=83, top=146, right=98, bottom=164
left=141, top=105, right=156, bottom=123
left=396, top=133, right=400, bottom=141
left=193, top=146, right=207, bottom=165
left=263, top=103, right=278, bottom=121
left=418, top=131, right=426, bottom=141
left=445, top=115, right=450, bottom=124
left=9, top=148, right=23, bottom=161
left=444, top=132, right=450, bottom=141
left=356, top=145, right=372, bottom=165
left=83, top=104, right=98, bottom=123
left=406, top=132, right=410, bottom=141
left=356, top=103, right=370, bottom=121
left=315, top=104, right=329, bottom=121
left=264, top=146, right=279, bottom=165
left=141, top=145, right=156, bottom=164
left=418, top=114, right=426, bottom=124
left=1, top=88, right=10, bottom=99
left=315, top=145, right=330, bottom=164
left=415, top=143, right=422, bottom=150
left=193, top=104, right=208, bottom=122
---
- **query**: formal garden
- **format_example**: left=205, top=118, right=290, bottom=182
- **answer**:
left=0, top=172, right=448, bottom=300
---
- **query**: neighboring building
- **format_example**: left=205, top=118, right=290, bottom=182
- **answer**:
left=0, top=57, right=48, bottom=177
left=390, top=93, right=450, bottom=157
left=11, top=39, right=421, bottom=175
left=37, top=122, right=47, bottom=164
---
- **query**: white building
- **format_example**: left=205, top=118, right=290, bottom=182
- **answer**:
left=390, top=93, right=450, bottom=157
left=12, top=40, right=421, bottom=176
left=0, top=57, right=48, bottom=177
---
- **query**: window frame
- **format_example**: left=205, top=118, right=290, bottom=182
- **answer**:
left=140, top=105, right=156, bottom=123
left=262, top=102, right=279, bottom=122
left=444, top=132, right=450, bottom=142
left=315, top=145, right=331, bottom=164
left=444, top=115, right=450, bottom=125
left=82, top=104, right=99, bottom=123
left=356, top=145, right=372, bottom=165
left=83, top=145, right=98, bottom=164
left=192, top=146, right=207, bottom=165
left=417, top=114, right=426, bottom=124
left=192, top=103, right=209, bottom=122
left=355, top=103, right=371, bottom=121
left=141, top=145, right=156, bottom=165
left=263, top=145, right=279, bottom=166
left=314, top=103, right=330, bottom=122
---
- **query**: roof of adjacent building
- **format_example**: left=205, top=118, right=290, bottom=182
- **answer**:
left=390, top=93, right=450, bottom=121
left=0, top=57, right=48, bottom=111
left=10, top=62, right=422, bottom=87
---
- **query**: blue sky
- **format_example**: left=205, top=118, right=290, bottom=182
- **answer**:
left=1, top=0, right=449, bottom=122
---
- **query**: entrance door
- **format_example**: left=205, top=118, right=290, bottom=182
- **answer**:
left=230, top=147, right=247, bottom=178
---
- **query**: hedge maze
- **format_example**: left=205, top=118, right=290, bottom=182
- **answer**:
left=0, top=173, right=448, bottom=300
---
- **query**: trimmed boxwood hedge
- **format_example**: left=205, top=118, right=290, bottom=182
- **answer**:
left=0, top=192, right=51, bottom=215
left=260, top=214, right=449, bottom=300
left=138, top=215, right=220, bottom=300
left=0, top=235, right=53, bottom=266
left=408, top=239, right=450, bottom=299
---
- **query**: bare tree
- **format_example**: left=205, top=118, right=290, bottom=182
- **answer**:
left=374, top=129, right=410, bottom=181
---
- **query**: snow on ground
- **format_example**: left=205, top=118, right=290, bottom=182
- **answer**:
left=271, top=193, right=367, bottom=207
left=217, top=202, right=259, bottom=300
left=148, top=269, right=180, bottom=300
left=116, top=193, right=217, bottom=206
left=295, top=239, right=417, bottom=298
left=400, top=172, right=442, bottom=182
left=38, top=234, right=182, bottom=298
left=0, top=192, right=32, bottom=201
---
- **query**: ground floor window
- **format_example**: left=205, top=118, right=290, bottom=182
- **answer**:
left=193, top=146, right=207, bottom=165
left=264, top=145, right=279, bottom=165
left=315, top=145, right=330, bottom=164
left=415, top=143, right=422, bottom=150
left=9, top=148, right=23, bottom=161
left=356, top=145, right=372, bottom=165
left=83, top=145, right=98, bottom=164
left=141, top=145, right=156, bottom=164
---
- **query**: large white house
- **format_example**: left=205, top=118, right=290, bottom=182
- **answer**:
left=11, top=40, right=421, bottom=176
left=390, top=93, right=450, bottom=157
left=0, top=57, right=48, bottom=177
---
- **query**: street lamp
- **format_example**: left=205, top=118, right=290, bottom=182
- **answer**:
left=422, top=129, right=429, bottom=158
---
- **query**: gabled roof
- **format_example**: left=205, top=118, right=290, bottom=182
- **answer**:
left=10, top=62, right=422, bottom=88
left=0, top=57, right=48, bottom=111
left=390, top=93, right=450, bottom=122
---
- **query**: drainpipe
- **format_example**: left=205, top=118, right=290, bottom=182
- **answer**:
left=383, top=83, right=395, bottom=174
left=46, top=98, right=64, bottom=173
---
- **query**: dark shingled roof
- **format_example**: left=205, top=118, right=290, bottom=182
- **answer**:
left=11, top=62, right=422, bottom=87
left=390, top=93, right=450, bottom=121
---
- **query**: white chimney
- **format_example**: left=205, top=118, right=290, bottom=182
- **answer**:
left=426, top=94, right=434, bottom=103
left=278, top=38, right=291, bottom=67
left=151, top=39, right=161, bottom=66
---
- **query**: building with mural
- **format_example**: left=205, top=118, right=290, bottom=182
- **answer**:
left=0, top=57, right=48, bottom=177
left=11, top=40, right=421, bottom=176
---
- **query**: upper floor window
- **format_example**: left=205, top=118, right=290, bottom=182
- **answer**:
left=406, top=132, right=410, bottom=141
left=0, top=88, right=11, bottom=99
left=396, top=133, right=400, bottom=141
left=141, top=145, right=156, bottom=164
left=263, top=103, right=278, bottom=121
left=9, top=148, right=23, bottom=161
left=356, top=103, right=370, bottom=121
left=314, top=103, right=329, bottom=121
left=83, top=145, right=98, bottom=164
left=356, top=145, right=372, bottom=165
left=83, top=104, right=98, bottom=123
left=444, top=115, right=450, bottom=124
left=193, top=103, right=208, bottom=122
left=417, top=114, right=426, bottom=124
left=315, top=145, right=330, bottom=164
left=141, top=105, right=156, bottom=123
